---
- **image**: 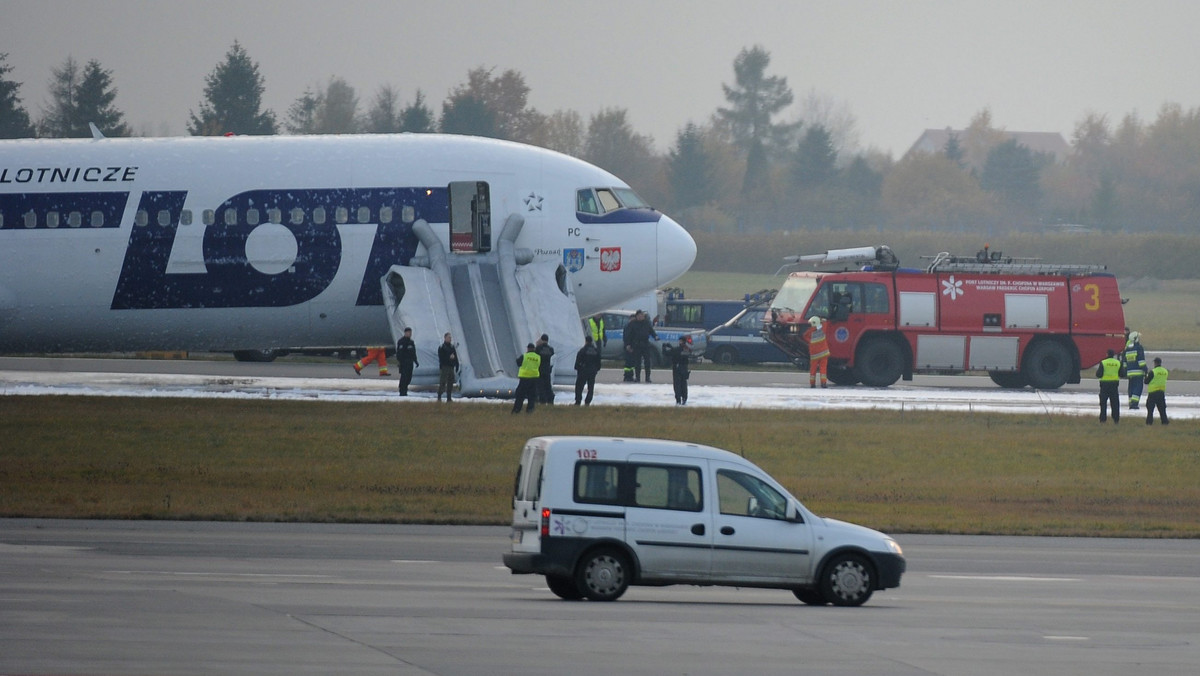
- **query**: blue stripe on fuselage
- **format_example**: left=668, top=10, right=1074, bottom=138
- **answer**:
left=0, top=192, right=127, bottom=230
left=104, top=187, right=444, bottom=310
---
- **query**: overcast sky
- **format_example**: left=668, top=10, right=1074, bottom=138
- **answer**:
left=3, top=0, right=1198, bottom=155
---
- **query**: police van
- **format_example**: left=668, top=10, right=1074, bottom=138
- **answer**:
left=665, top=297, right=790, bottom=364
left=502, top=436, right=905, bottom=606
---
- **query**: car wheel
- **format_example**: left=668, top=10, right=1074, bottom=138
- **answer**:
left=793, top=588, right=827, bottom=605
left=854, top=338, right=904, bottom=387
left=988, top=371, right=1028, bottom=388
left=713, top=346, right=739, bottom=365
left=1022, top=340, right=1073, bottom=390
left=575, top=548, right=630, bottom=602
left=546, top=574, right=583, bottom=600
left=819, top=553, right=875, bottom=607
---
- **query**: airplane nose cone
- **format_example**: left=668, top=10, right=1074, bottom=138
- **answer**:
left=656, top=214, right=696, bottom=286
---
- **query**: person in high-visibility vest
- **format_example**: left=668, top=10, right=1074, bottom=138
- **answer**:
left=1095, top=348, right=1125, bottom=423
left=512, top=343, right=541, bottom=414
left=588, top=315, right=606, bottom=348
left=354, top=347, right=389, bottom=376
left=1143, top=357, right=1169, bottom=425
left=803, top=316, right=830, bottom=388
left=1122, top=329, right=1147, bottom=409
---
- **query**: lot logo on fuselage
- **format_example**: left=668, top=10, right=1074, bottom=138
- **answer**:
left=110, top=187, right=446, bottom=309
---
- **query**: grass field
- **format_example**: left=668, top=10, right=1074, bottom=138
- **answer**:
left=674, top=272, right=1200, bottom=350
left=3, top=396, right=1197, bottom=537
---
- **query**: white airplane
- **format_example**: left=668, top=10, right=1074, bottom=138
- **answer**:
left=0, top=133, right=696, bottom=388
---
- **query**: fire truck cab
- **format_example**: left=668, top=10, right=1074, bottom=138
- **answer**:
left=764, top=246, right=1126, bottom=389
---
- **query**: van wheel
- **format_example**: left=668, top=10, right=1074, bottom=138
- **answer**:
left=546, top=574, right=583, bottom=600
left=819, top=553, right=875, bottom=607
left=576, top=548, right=630, bottom=601
left=793, top=588, right=827, bottom=605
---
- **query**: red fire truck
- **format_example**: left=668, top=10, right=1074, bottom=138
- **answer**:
left=763, top=245, right=1127, bottom=389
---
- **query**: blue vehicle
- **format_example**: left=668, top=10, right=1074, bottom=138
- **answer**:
left=665, top=295, right=791, bottom=365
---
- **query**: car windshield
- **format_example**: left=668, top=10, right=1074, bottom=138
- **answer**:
left=771, top=276, right=818, bottom=314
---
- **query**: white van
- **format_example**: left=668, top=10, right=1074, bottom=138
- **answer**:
left=502, top=436, right=905, bottom=606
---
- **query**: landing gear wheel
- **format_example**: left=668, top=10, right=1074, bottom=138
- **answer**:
left=1022, top=340, right=1073, bottom=390
left=793, top=588, right=828, bottom=605
left=546, top=574, right=583, bottom=600
left=819, top=553, right=875, bottom=607
left=854, top=339, right=904, bottom=387
left=575, top=548, right=630, bottom=602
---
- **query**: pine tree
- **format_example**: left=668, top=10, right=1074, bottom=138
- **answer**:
left=39, top=57, right=128, bottom=137
left=188, top=41, right=277, bottom=135
left=0, top=53, right=36, bottom=138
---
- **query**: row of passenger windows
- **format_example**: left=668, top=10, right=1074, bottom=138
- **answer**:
left=5, top=204, right=419, bottom=230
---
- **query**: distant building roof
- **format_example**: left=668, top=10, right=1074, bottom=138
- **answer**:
left=906, top=128, right=1071, bottom=163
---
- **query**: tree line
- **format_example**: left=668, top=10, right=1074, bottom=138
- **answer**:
left=3, top=44, right=1199, bottom=238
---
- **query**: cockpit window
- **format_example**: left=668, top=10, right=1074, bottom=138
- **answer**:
left=577, top=187, right=651, bottom=215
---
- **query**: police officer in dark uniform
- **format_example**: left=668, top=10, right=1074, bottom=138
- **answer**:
left=395, top=327, right=418, bottom=396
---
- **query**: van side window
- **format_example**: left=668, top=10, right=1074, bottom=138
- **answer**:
left=632, top=465, right=702, bottom=512
left=717, top=469, right=787, bottom=520
left=575, top=462, right=622, bottom=505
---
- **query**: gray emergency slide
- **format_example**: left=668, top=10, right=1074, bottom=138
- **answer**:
left=381, top=215, right=585, bottom=397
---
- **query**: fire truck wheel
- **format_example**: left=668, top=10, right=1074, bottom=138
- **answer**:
left=855, top=338, right=904, bottom=387
left=988, top=371, right=1028, bottom=388
left=1022, top=340, right=1073, bottom=390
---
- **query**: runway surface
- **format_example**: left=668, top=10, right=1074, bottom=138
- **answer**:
left=2, top=519, right=1198, bottom=676
left=2, top=355, right=1198, bottom=419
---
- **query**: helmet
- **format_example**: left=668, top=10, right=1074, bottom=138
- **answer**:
left=1129, top=331, right=1141, bottom=343
left=808, top=316, right=822, bottom=328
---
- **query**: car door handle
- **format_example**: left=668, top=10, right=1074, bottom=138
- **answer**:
left=691, top=524, right=705, bottom=536
left=720, top=526, right=735, bottom=536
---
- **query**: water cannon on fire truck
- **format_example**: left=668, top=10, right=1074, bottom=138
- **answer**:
left=764, top=245, right=1128, bottom=390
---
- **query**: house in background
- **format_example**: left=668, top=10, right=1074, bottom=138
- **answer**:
left=906, top=128, right=1071, bottom=165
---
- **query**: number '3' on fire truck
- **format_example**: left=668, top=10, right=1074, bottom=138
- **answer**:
left=763, top=245, right=1127, bottom=389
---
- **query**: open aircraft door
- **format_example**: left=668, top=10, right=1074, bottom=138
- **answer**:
left=449, top=181, right=491, bottom=253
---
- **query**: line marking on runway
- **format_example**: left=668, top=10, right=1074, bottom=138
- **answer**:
left=106, top=571, right=332, bottom=579
left=1044, top=636, right=1091, bottom=641
left=928, top=574, right=1081, bottom=582
left=391, top=559, right=440, bottom=564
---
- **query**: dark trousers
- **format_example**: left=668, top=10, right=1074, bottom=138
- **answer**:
left=512, top=378, right=537, bottom=413
left=1099, top=381, right=1119, bottom=422
left=673, top=370, right=688, bottom=404
left=437, top=366, right=455, bottom=401
left=635, top=345, right=653, bottom=381
left=575, top=372, right=596, bottom=404
left=398, top=362, right=414, bottom=396
left=538, top=373, right=554, bottom=404
left=623, top=348, right=636, bottom=381
left=1145, top=391, right=1168, bottom=424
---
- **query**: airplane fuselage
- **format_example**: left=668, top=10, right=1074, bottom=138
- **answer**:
left=0, top=134, right=696, bottom=353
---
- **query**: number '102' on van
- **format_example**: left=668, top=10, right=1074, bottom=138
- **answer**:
left=502, top=436, right=905, bottom=606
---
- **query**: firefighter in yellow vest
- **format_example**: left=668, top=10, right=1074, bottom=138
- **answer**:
left=1095, top=349, right=1124, bottom=423
left=512, top=343, right=541, bottom=414
left=1143, top=357, right=1169, bottom=425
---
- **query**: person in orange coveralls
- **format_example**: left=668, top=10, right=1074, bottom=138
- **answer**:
left=353, top=348, right=390, bottom=376
left=803, top=316, right=829, bottom=389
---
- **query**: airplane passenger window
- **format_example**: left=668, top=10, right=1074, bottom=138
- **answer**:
left=246, top=209, right=260, bottom=226
left=180, top=210, right=192, bottom=226
left=577, top=189, right=599, bottom=214
left=401, top=205, right=415, bottom=223
left=335, top=207, right=348, bottom=224
left=47, top=212, right=60, bottom=228
left=68, top=211, right=82, bottom=228
left=23, top=211, right=37, bottom=228
left=157, top=210, right=171, bottom=227
left=268, top=208, right=281, bottom=224
left=596, top=189, right=620, bottom=213
left=379, top=206, right=393, bottom=223
left=90, top=211, right=104, bottom=227
left=202, top=210, right=215, bottom=226
left=313, top=207, right=326, bottom=225
left=224, top=209, right=237, bottom=226
left=290, top=208, right=304, bottom=225
left=357, top=206, right=370, bottom=223
left=135, top=210, right=149, bottom=227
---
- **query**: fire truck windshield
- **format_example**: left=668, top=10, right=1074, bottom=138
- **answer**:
left=771, top=276, right=818, bottom=314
